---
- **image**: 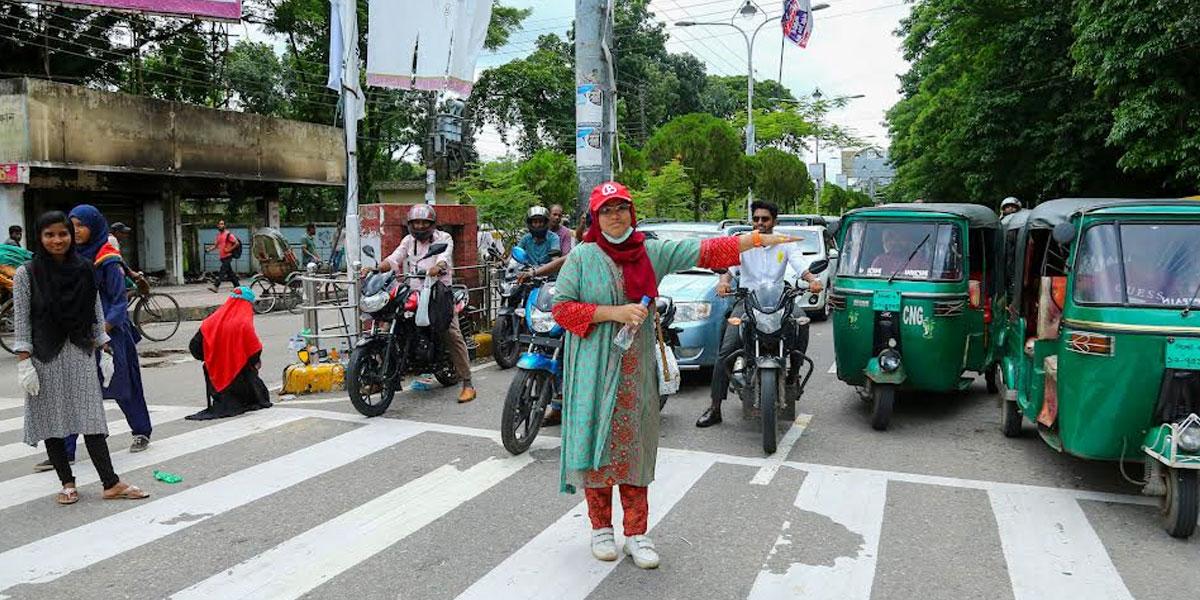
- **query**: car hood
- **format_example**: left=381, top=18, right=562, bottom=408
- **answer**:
left=659, top=272, right=717, bottom=301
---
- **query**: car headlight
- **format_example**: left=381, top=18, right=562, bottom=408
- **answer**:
left=879, top=349, right=902, bottom=372
left=1178, top=423, right=1200, bottom=453
left=360, top=291, right=390, bottom=313
left=754, top=309, right=785, bottom=334
left=674, top=302, right=712, bottom=324
left=530, top=308, right=557, bottom=333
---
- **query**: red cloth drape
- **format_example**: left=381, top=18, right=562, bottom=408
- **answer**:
left=199, top=295, right=262, bottom=392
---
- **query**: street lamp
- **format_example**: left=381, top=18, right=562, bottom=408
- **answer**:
left=677, top=1, right=830, bottom=218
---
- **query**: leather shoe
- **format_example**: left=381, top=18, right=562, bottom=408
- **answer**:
left=695, top=407, right=722, bottom=428
left=457, top=387, right=477, bottom=403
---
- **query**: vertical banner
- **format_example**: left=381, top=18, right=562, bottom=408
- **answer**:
left=781, top=0, right=814, bottom=48
left=28, top=0, right=241, bottom=21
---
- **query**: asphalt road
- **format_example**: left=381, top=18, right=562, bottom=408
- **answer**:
left=0, top=312, right=1194, bottom=599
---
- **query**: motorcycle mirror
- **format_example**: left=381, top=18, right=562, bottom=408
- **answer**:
left=655, top=296, right=673, bottom=315
left=487, top=246, right=502, bottom=260
left=361, top=245, right=376, bottom=259
left=511, top=246, right=530, bottom=265
left=806, top=259, right=830, bottom=275
left=1051, top=222, right=1076, bottom=246
left=423, top=242, right=449, bottom=259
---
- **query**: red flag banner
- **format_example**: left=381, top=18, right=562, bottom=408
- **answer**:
left=27, top=0, right=241, bottom=21
left=781, top=0, right=814, bottom=48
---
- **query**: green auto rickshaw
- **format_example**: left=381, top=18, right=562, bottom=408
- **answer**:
left=830, top=204, right=1002, bottom=430
left=998, top=198, right=1200, bottom=538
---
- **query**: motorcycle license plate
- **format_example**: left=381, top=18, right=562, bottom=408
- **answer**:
left=873, top=290, right=901, bottom=312
left=1165, top=338, right=1200, bottom=370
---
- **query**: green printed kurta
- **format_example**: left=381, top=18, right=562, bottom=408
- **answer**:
left=553, top=238, right=736, bottom=493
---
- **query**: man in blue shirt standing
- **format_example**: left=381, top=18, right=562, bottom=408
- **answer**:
left=515, top=206, right=561, bottom=267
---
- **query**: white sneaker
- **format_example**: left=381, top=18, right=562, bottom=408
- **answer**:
left=623, top=534, right=660, bottom=569
left=591, top=527, right=618, bottom=561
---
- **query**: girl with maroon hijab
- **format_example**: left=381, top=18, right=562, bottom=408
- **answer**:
left=551, top=182, right=801, bottom=569
left=186, top=286, right=272, bottom=420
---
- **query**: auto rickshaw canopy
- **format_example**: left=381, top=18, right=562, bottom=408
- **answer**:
left=845, top=203, right=1000, bottom=229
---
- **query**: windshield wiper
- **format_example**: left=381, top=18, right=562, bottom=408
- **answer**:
left=1183, top=278, right=1200, bottom=317
left=889, top=233, right=932, bottom=283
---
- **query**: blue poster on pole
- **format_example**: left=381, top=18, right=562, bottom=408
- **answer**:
left=781, top=0, right=814, bottom=48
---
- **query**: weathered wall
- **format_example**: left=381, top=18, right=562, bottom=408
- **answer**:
left=0, top=78, right=345, bottom=186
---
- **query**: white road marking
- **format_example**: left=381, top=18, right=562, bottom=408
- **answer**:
left=0, top=409, right=310, bottom=511
left=827, top=362, right=837, bottom=374
left=0, top=415, right=24, bottom=435
left=272, top=397, right=349, bottom=406
left=990, top=490, right=1134, bottom=600
left=454, top=451, right=714, bottom=600
left=0, top=398, right=24, bottom=411
left=747, top=469, right=888, bottom=600
left=0, top=406, right=193, bottom=464
left=750, top=413, right=813, bottom=485
left=0, top=419, right=423, bottom=594
left=281, top=407, right=1157, bottom=507
left=173, top=453, right=535, bottom=599
left=470, top=362, right=498, bottom=373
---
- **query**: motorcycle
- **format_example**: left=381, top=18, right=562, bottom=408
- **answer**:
left=500, top=274, right=562, bottom=455
left=491, top=247, right=538, bottom=369
left=347, top=242, right=468, bottom=417
left=726, top=259, right=830, bottom=453
left=656, top=296, right=682, bottom=411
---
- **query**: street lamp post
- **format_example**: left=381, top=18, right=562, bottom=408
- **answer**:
left=769, top=91, right=865, bottom=213
left=678, top=1, right=829, bottom=219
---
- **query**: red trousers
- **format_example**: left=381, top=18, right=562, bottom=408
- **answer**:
left=584, top=485, right=649, bottom=536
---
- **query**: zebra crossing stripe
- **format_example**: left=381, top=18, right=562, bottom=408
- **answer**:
left=0, top=409, right=309, bottom=512
left=0, top=419, right=423, bottom=594
left=171, top=452, right=536, bottom=599
left=0, top=398, right=23, bottom=411
left=0, top=406, right=194, bottom=464
left=0, top=415, right=24, bottom=435
left=747, top=469, right=888, bottom=600
left=454, top=451, right=715, bottom=600
left=989, top=490, right=1134, bottom=600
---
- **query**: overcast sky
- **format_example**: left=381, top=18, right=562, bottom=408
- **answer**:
left=472, top=0, right=912, bottom=174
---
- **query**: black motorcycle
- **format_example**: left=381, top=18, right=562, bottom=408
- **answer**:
left=726, top=259, right=829, bottom=453
left=347, top=243, right=467, bottom=417
left=491, top=246, right=543, bottom=369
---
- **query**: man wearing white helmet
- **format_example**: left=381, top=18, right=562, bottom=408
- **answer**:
left=1000, top=197, right=1022, bottom=216
left=515, top=206, right=562, bottom=267
left=367, top=204, right=476, bottom=403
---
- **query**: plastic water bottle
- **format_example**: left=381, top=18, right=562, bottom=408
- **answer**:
left=612, top=296, right=652, bottom=351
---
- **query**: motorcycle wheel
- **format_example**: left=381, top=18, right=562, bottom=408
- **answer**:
left=871, top=383, right=895, bottom=431
left=347, top=341, right=395, bottom=417
left=492, top=318, right=520, bottom=369
left=501, top=370, right=551, bottom=455
left=434, top=352, right=461, bottom=387
left=759, top=369, right=779, bottom=454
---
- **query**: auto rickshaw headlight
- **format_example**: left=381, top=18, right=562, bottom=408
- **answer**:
left=879, top=349, right=902, bottom=372
left=1178, top=424, right=1200, bottom=453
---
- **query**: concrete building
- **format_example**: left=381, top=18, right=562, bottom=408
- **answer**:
left=0, top=78, right=345, bottom=283
left=842, top=148, right=895, bottom=200
left=375, top=180, right=461, bottom=205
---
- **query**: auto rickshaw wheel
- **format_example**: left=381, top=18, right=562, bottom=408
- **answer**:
left=985, top=363, right=1000, bottom=394
left=871, top=384, right=895, bottom=431
left=999, top=376, right=1023, bottom=438
left=1162, top=468, right=1198, bottom=539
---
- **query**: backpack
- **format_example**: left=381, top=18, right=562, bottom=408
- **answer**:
left=230, top=233, right=243, bottom=259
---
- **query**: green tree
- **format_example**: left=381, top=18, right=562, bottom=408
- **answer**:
left=699, top=76, right=796, bottom=119
left=224, top=40, right=286, bottom=115
left=470, top=34, right=575, bottom=156
left=752, top=149, right=813, bottom=213
left=633, top=160, right=692, bottom=220
left=515, top=149, right=577, bottom=212
left=452, top=159, right=539, bottom=247
left=646, top=113, right=744, bottom=220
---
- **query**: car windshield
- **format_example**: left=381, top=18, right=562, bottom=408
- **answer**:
left=641, top=228, right=719, bottom=242
left=776, top=228, right=823, bottom=254
left=1074, top=223, right=1200, bottom=307
left=838, top=220, right=963, bottom=281
left=752, top=280, right=786, bottom=310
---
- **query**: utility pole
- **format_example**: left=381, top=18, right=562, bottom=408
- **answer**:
left=335, top=0, right=361, bottom=335
left=574, top=0, right=614, bottom=222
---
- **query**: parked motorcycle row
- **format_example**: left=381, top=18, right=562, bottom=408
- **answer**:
left=344, top=198, right=1200, bottom=540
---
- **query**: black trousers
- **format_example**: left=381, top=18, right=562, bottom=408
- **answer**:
left=45, top=435, right=120, bottom=489
left=216, top=257, right=240, bottom=288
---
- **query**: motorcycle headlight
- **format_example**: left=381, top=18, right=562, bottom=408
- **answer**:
left=674, top=302, right=712, bottom=324
left=1178, top=422, right=1200, bottom=453
left=879, top=349, right=902, bottom=372
left=360, top=291, right=390, bottom=313
left=754, top=309, right=785, bottom=334
left=531, top=308, right=557, bottom=333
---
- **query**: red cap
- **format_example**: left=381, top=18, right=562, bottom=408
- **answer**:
left=588, top=181, right=632, bottom=212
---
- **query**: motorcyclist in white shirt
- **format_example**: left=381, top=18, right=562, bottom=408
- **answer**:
left=696, top=200, right=824, bottom=428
